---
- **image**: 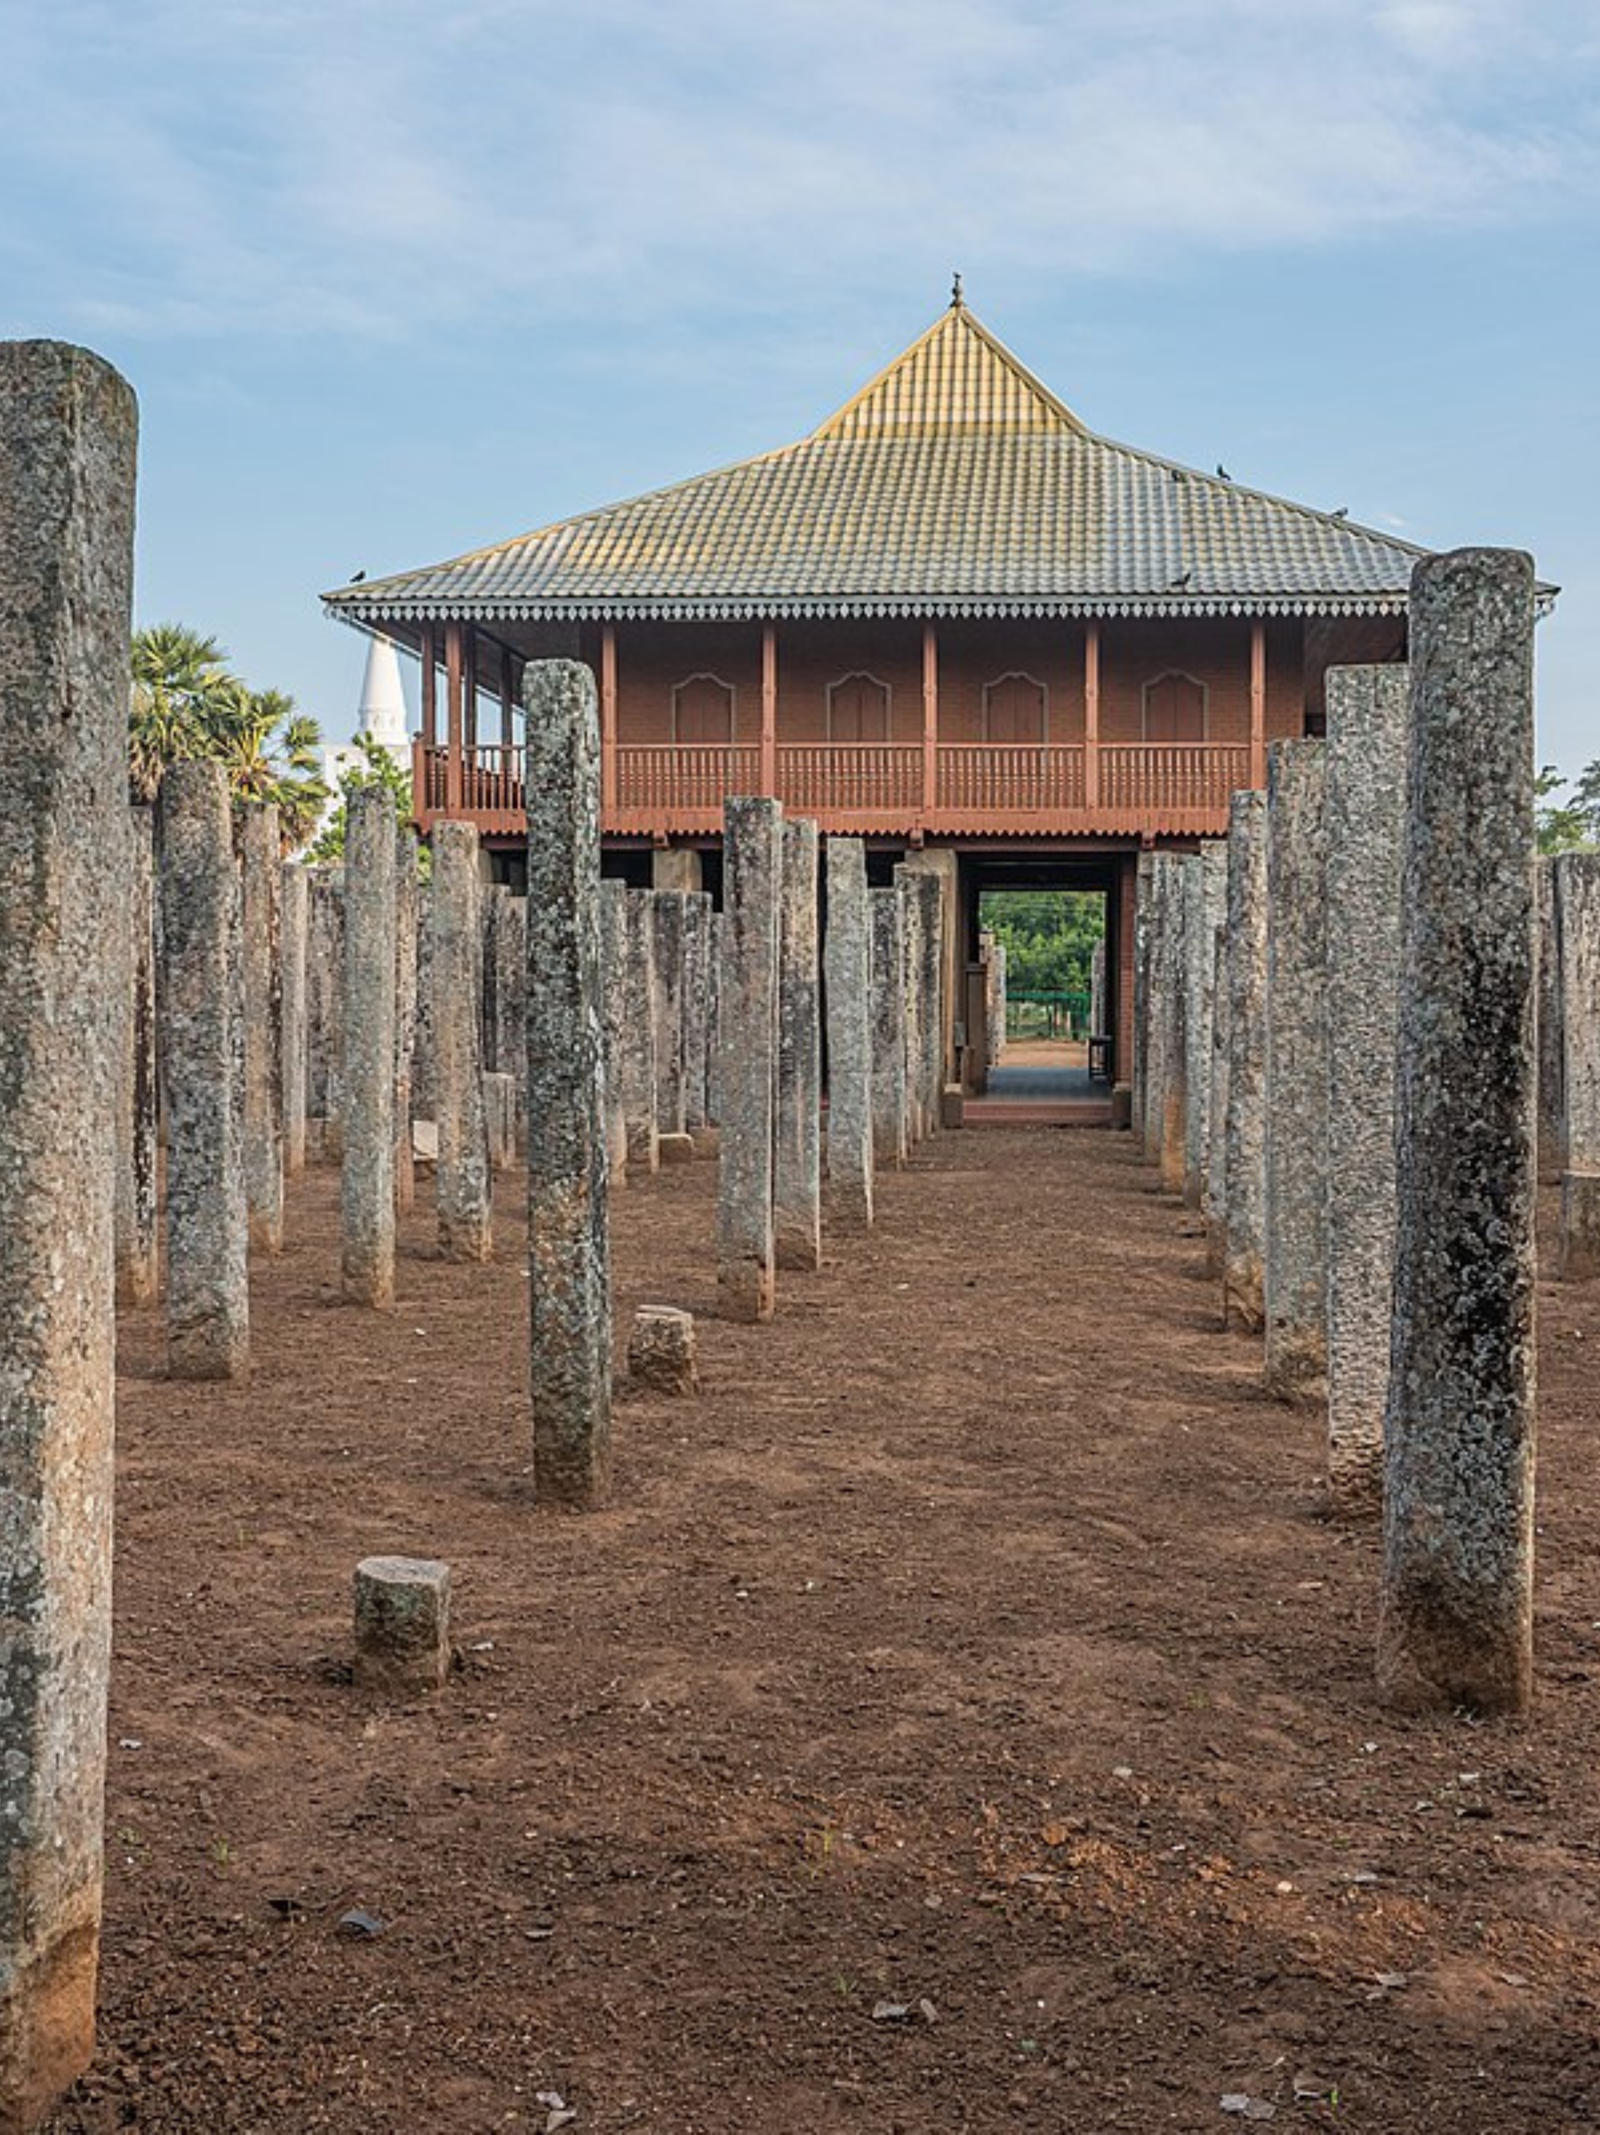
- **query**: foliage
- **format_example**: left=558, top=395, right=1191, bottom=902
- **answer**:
left=979, top=889, right=1105, bottom=997
left=130, top=623, right=329, bottom=850
left=308, top=732, right=420, bottom=870
left=1536, top=762, right=1600, bottom=855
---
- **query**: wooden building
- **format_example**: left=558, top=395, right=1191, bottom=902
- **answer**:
left=323, top=292, right=1419, bottom=1084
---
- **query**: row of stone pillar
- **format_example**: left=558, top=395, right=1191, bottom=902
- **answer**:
left=1136, top=547, right=1547, bottom=1719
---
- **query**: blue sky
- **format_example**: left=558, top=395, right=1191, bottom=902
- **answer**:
left=5, top=0, right=1597, bottom=774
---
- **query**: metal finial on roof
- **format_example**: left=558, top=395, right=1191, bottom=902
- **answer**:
left=951, top=271, right=964, bottom=310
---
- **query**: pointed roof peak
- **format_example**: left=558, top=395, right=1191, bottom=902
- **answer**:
left=812, top=301, right=1084, bottom=444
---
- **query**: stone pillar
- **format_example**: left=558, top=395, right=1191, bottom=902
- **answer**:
left=483, top=885, right=528, bottom=1124
left=393, top=828, right=419, bottom=1215
left=652, top=845, right=703, bottom=893
left=306, top=867, right=344, bottom=1160
left=1223, top=791, right=1269, bottom=1333
left=1182, top=843, right=1227, bottom=1210
left=1131, top=849, right=1155, bottom=1151
left=280, top=862, right=310, bottom=1178
left=341, top=789, right=398, bottom=1307
left=900, top=864, right=947, bottom=1134
left=1204, top=919, right=1229, bottom=1275
left=354, top=1558, right=451, bottom=1694
left=621, top=889, right=660, bottom=1172
left=705, top=912, right=724, bottom=1127
left=717, top=797, right=783, bottom=1321
left=0, top=340, right=133, bottom=2126
left=525, top=660, right=611, bottom=1506
left=895, top=869, right=925, bottom=1144
left=1263, top=740, right=1328, bottom=1401
left=1090, top=936, right=1106, bottom=1041
left=775, top=818, right=822, bottom=1271
left=599, top=877, right=631, bottom=1187
left=1140, top=854, right=1183, bottom=1184
left=116, top=805, right=159, bottom=1306
left=987, top=933, right=1008, bottom=1067
left=159, top=759, right=250, bottom=1378
left=1555, top=851, right=1600, bottom=1279
left=1379, top=548, right=1537, bottom=1716
left=1537, top=856, right=1565, bottom=1184
left=430, top=820, right=492, bottom=1261
left=901, top=848, right=959, bottom=1100
left=683, top=890, right=713, bottom=1140
left=1324, top=666, right=1409, bottom=1513
left=651, top=889, right=689, bottom=1137
left=239, top=802, right=284, bottom=1252
left=411, top=881, right=435, bottom=1124
left=870, top=886, right=909, bottom=1167
left=482, top=1071, right=517, bottom=1171
left=825, top=837, right=875, bottom=1231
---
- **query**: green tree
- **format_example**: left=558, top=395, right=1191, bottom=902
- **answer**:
left=309, top=732, right=417, bottom=868
left=979, top=889, right=1104, bottom=995
left=1536, top=764, right=1597, bottom=855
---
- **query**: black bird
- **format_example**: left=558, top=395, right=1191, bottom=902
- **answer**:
left=350, top=568, right=367, bottom=582
left=1330, top=508, right=1349, bottom=520
left=1216, top=463, right=1231, bottom=480
left=1168, top=569, right=1192, bottom=591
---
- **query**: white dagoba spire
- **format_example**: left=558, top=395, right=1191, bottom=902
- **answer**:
left=356, top=633, right=409, bottom=748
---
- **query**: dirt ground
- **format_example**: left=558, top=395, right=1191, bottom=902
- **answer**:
left=50, top=1126, right=1600, bottom=2134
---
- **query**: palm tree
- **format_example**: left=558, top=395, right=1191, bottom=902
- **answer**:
left=129, top=623, right=236, bottom=802
left=213, top=686, right=330, bottom=851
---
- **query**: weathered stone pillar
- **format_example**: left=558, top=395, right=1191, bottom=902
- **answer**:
left=482, top=1071, right=517, bottom=1171
left=239, top=802, right=284, bottom=1252
left=651, top=888, right=689, bottom=1137
left=1131, top=849, right=1155, bottom=1152
left=116, top=804, right=159, bottom=1306
left=430, top=820, right=492, bottom=1261
left=159, top=759, right=249, bottom=1378
left=341, top=789, right=398, bottom=1307
left=393, top=828, right=419, bottom=1214
left=411, top=881, right=435, bottom=1124
left=1157, top=857, right=1190, bottom=1192
left=354, top=1557, right=451, bottom=1694
left=280, top=862, right=310, bottom=1178
left=908, top=868, right=946, bottom=1134
left=525, top=660, right=611, bottom=1506
left=1324, top=665, right=1409, bottom=1513
left=1555, top=851, right=1600, bottom=1280
left=1204, top=919, right=1229, bottom=1275
left=824, top=836, right=874, bottom=1232
left=775, top=818, right=822, bottom=1271
left=987, top=932, right=1008, bottom=1067
left=870, top=885, right=909, bottom=1167
left=599, top=877, right=630, bottom=1188
left=483, top=884, right=528, bottom=1123
left=717, top=797, right=783, bottom=1320
left=622, top=889, right=659, bottom=1173
left=895, top=869, right=925, bottom=1144
left=1223, top=791, right=1269, bottom=1332
left=683, top=891, right=714, bottom=1141
left=307, top=867, right=344, bottom=1160
left=1090, top=936, right=1106, bottom=1042
left=1379, top=549, right=1537, bottom=1716
left=1263, top=740, right=1328, bottom=1400
left=705, top=911, right=724, bottom=1127
left=1182, top=843, right=1227, bottom=1210
left=1537, top=855, right=1565, bottom=1184
left=652, top=846, right=702, bottom=893
left=0, top=340, right=134, bottom=2127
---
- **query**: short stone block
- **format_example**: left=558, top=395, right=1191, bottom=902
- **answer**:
left=354, top=1556, right=452, bottom=1693
left=658, top=1131, right=696, bottom=1165
left=628, top=1306, right=700, bottom=1395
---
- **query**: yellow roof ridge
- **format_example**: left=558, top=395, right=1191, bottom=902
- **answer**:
left=811, top=303, right=1084, bottom=441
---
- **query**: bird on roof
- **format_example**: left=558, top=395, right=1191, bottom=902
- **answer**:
left=350, top=569, right=367, bottom=582
left=1216, top=463, right=1231, bottom=480
left=1331, top=508, right=1349, bottom=520
left=1168, top=569, right=1192, bottom=590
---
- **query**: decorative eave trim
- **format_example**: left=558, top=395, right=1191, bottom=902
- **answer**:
left=325, top=590, right=1424, bottom=627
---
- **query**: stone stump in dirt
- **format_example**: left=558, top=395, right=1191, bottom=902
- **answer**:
left=599, top=877, right=631, bottom=1189
left=341, top=788, right=399, bottom=1308
left=1537, top=855, right=1565, bottom=1185
left=717, top=796, right=784, bottom=1321
left=1324, top=664, right=1409, bottom=1515
left=870, top=885, right=910, bottom=1168
left=116, top=803, right=160, bottom=1306
left=1183, top=843, right=1227, bottom=1211
left=825, top=835, right=875, bottom=1232
left=354, top=1557, right=453, bottom=1693
left=430, top=819, right=493, bottom=1262
left=0, top=338, right=135, bottom=2131
left=651, top=888, right=690, bottom=1140
left=525, top=659, right=612, bottom=1507
left=393, top=827, right=420, bottom=1216
left=239, top=801, right=284, bottom=1254
left=1263, top=738, right=1328, bottom=1402
left=280, top=861, right=310, bottom=1178
left=159, top=759, right=250, bottom=1382
left=1379, top=547, right=1537, bottom=1717
left=775, top=818, right=823, bottom=1272
left=628, top=1306, right=700, bottom=1395
left=622, top=887, right=660, bottom=1175
left=1554, top=852, right=1600, bottom=1281
left=1222, top=789, right=1269, bottom=1333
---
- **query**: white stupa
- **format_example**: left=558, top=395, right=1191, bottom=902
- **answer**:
left=322, top=634, right=412, bottom=819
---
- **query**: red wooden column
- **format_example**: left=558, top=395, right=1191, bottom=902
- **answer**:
left=444, top=622, right=464, bottom=814
left=417, top=623, right=438, bottom=826
left=600, top=626, right=618, bottom=821
left=761, top=625, right=778, bottom=796
left=463, top=629, right=479, bottom=768
left=922, top=623, right=939, bottom=822
left=499, top=644, right=515, bottom=750
left=1250, top=619, right=1267, bottom=790
left=1084, top=620, right=1101, bottom=811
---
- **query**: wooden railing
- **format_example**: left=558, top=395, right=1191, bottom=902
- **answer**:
left=413, top=739, right=1253, bottom=835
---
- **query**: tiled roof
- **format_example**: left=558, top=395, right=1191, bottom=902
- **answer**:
left=325, top=303, right=1436, bottom=625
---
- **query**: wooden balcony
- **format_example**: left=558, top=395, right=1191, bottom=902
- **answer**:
left=413, top=739, right=1256, bottom=841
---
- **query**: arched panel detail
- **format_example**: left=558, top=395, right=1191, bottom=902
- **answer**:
left=1141, top=670, right=1209, bottom=742
left=982, top=671, right=1048, bottom=743
left=826, top=671, right=892, bottom=742
left=672, top=673, right=737, bottom=744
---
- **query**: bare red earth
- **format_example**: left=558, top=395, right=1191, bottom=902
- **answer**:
left=49, top=1129, right=1600, bottom=2133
